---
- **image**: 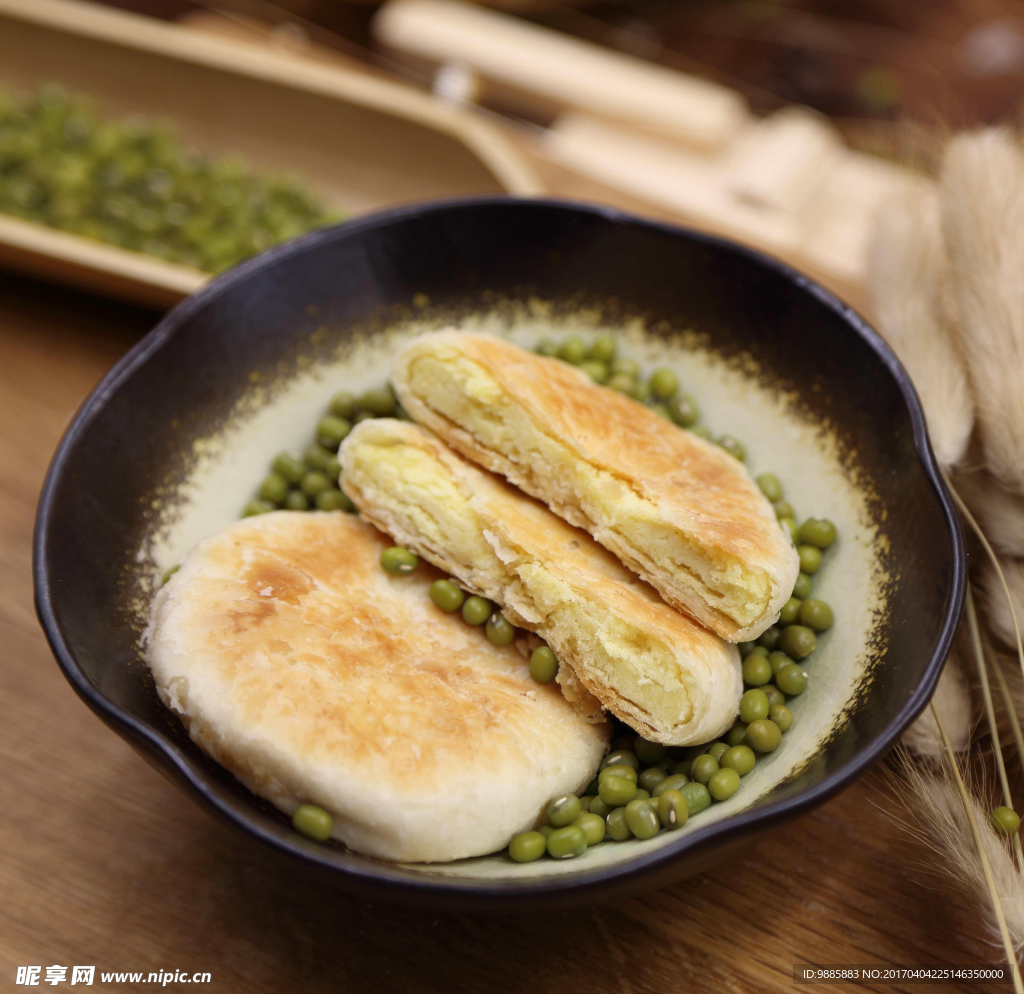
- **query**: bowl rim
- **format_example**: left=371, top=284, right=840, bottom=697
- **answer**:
left=33, top=195, right=966, bottom=905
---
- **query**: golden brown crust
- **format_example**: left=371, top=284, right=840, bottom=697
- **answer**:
left=392, top=331, right=799, bottom=641
left=341, top=419, right=742, bottom=744
left=145, top=511, right=608, bottom=862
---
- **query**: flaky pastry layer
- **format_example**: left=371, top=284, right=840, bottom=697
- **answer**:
left=392, top=331, right=799, bottom=642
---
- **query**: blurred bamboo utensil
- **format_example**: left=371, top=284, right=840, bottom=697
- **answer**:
left=374, top=0, right=750, bottom=151
left=0, top=0, right=540, bottom=307
left=0, top=0, right=927, bottom=318
left=540, top=108, right=913, bottom=293
left=372, top=0, right=929, bottom=313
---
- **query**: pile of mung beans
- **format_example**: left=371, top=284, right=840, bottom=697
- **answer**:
left=242, top=333, right=838, bottom=856
left=0, top=84, right=338, bottom=273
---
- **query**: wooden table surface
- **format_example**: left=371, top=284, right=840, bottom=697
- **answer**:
left=0, top=268, right=1002, bottom=993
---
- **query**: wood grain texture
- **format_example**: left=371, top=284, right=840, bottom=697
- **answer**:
left=0, top=271, right=1002, bottom=992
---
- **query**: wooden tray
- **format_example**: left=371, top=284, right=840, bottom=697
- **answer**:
left=0, top=0, right=542, bottom=308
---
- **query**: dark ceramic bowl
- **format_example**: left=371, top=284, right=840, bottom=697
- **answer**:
left=34, top=198, right=964, bottom=908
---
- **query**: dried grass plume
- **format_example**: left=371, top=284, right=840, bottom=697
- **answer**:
left=953, top=467, right=1024, bottom=558
left=897, top=758, right=1024, bottom=954
left=902, top=652, right=972, bottom=757
left=869, top=183, right=974, bottom=468
left=983, top=557, right=1024, bottom=652
left=941, top=129, right=1024, bottom=492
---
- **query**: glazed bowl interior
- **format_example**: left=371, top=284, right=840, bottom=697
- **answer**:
left=34, top=198, right=963, bottom=907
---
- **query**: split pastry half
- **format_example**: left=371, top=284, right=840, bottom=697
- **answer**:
left=146, top=511, right=608, bottom=862
left=340, top=418, right=742, bottom=745
left=392, top=330, right=799, bottom=642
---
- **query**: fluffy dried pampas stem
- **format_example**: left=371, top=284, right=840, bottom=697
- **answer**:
left=984, top=557, right=1024, bottom=652
left=953, top=467, right=1024, bottom=558
left=902, top=651, right=972, bottom=757
left=994, top=649, right=1024, bottom=767
left=941, top=129, right=1024, bottom=492
left=866, top=124, right=1024, bottom=985
left=869, top=184, right=974, bottom=468
left=899, top=761, right=1024, bottom=956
